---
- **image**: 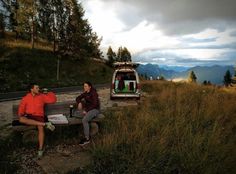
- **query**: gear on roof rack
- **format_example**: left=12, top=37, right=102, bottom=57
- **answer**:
left=113, top=62, right=139, bottom=69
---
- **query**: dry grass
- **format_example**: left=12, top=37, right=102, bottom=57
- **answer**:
left=87, top=81, right=236, bottom=174
left=1, top=39, right=53, bottom=51
left=1, top=32, right=53, bottom=51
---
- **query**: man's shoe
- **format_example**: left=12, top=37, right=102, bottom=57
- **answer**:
left=79, top=138, right=90, bottom=146
left=37, top=150, right=44, bottom=159
left=45, top=122, right=55, bottom=131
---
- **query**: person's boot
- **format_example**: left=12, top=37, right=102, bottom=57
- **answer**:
left=37, top=149, right=44, bottom=159
left=45, top=122, right=55, bottom=131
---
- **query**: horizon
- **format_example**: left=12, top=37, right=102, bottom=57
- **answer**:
left=137, top=62, right=234, bottom=68
left=137, top=63, right=235, bottom=85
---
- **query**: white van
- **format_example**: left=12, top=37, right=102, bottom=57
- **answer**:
left=110, top=62, right=141, bottom=100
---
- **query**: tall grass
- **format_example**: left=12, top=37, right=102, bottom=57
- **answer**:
left=85, top=81, right=236, bottom=174
left=3, top=39, right=53, bottom=51
left=1, top=32, right=53, bottom=51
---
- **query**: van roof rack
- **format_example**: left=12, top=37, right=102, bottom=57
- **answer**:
left=113, top=62, right=139, bottom=68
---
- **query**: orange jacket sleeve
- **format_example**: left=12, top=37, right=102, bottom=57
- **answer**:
left=18, top=97, right=26, bottom=116
left=42, top=92, right=57, bottom=104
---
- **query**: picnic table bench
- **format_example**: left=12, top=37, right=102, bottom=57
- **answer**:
left=12, top=101, right=105, bottom=141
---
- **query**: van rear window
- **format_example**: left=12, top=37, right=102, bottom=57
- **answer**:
left=114, top=72, right=137, bottom=93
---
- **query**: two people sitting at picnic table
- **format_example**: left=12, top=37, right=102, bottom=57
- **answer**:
left=18, top=81, right=100, bottom=159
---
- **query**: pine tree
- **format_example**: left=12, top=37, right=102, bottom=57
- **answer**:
left=0, top=13, right=5, bottom=38
left=188, top=71, right=197, bottom=83
left=233, top=63, right=236, bottom=84
left=60, top=0, right=101, bottom=59
left=1, top=0, right=101, bottom=59
left=107, top=46, right=116, bottom=66
left=87, top=30, right=102, bottom=58
left=144, top=73, right=148, bottom=80
left=116, top=46, right=132, bottom=62
left=159, top=75, right=165, bottom=80
left=17, top=0, right=38, bottom=48
left=9, top=0, right=19, bottom=39
left=223, top=70, right=232, bottom=87
left=52, top=0, right=70, bottom=54
left=122, top=47, right=132, bottom=62
left=37, top=0, right=55, bottom=41
left=117, top=46, right=122, bottom=62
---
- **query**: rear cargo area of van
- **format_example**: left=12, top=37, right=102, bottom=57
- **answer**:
left=114, top=72, right=137, bottom=93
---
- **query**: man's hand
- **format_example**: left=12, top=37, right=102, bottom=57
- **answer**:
left=42, top=88, right=48, bottom=94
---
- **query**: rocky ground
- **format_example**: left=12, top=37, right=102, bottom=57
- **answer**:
left=0, top=88, right=141, bottom=173
left=13, top=142, right=92, bottom=174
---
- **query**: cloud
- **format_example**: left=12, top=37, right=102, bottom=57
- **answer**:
left=230, top=30, right=236, bottom=37
left=107, top=0, right=236, bottom=35
left=101, top=21, right=181, bottom=53
left=183, top=29, right=236, bottom=48
left=182, top=38, right=217, bottom=43
left=133, top=48, right=236, bottom=66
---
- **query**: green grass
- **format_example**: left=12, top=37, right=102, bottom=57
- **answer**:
left=0, top=38, right=113, bottom=92
left=83, top=81, right=236, bottom=174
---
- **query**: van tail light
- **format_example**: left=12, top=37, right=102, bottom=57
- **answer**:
left=111, top=83, right=115, bottom=89
left=137, top=83, right=141, bottom=90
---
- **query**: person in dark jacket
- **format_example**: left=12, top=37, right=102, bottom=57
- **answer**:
left=76, top=81, right=100, bottom=145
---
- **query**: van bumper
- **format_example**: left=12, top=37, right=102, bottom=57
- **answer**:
left=110, top=91, right=141, bottom=99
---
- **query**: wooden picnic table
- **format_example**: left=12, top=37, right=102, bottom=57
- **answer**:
left=12, top=101, right=105, bottom=141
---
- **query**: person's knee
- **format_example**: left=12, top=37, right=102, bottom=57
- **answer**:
left=82, top=116, right=89, bottom=124
left=78, top=103, right=83, bottom=110
left=19, top=116, right=26, bottom=123
left=82, top=117, right=86, bottom=123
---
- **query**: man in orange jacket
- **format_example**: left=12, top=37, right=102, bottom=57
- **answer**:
left=18, top=83, right=57, bottom=159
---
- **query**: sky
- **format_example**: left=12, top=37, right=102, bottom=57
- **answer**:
left=80, top=0, right=236, bottom=67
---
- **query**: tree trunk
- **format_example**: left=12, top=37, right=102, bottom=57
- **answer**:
left=53, top=36, right=56, bottom=54
left=31, top=19, right=35, bottom=49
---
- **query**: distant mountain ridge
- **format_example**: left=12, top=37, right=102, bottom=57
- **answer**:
left=137, top=64, right=235, bottom=85
left=159, top=65, right=189, bottom=72
left=137, top=64, right=176, bottom=79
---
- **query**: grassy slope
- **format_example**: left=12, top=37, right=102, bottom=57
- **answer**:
left=84, top=81, right=236, bottom=174
left=0, top=37, right=113, bottom=92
